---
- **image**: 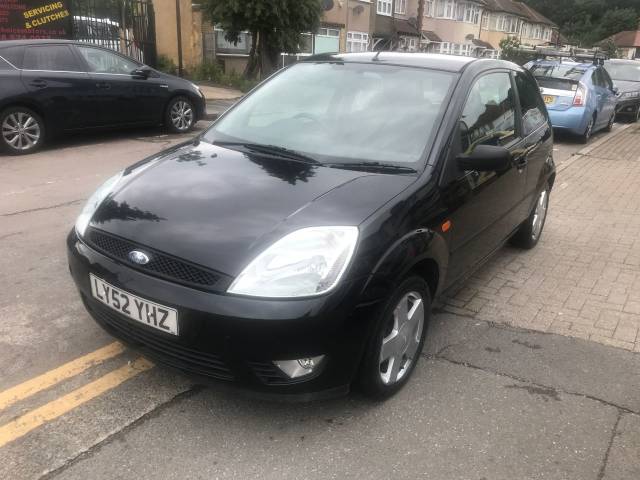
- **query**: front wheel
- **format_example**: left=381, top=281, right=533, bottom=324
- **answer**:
left=357, top=276, right=430, bottom=400
left=165, top=96, right=196, bottom=133
left=0, top=107, right=45, bottom=155
left=510, top=184, right=550, bottom=249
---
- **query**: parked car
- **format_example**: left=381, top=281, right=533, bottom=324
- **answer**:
left=0, top=40, right=206, bottom=155
left=68, top=53, right=555, bottom=400
left=604, top=59, right=640, bottom=122
left=526, top=60, right=618, bottom=143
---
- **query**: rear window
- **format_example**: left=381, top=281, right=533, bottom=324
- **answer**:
left=529, top=64, right=586, bottom=91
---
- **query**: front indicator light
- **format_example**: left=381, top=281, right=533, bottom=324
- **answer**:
left=273, top=356, right=325, bottom=379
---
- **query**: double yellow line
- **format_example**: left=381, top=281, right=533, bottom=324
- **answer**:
left=0, top=342, right=153, bottom=449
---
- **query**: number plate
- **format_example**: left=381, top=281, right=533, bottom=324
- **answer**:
left=90, top=274, right=178, bottom=335
left=543, top=95, right=555, bottom=105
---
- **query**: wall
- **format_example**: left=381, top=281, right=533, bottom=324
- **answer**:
left=152, top=0, right=202, bottom=70
left=424, top=17, right=483, bottom=45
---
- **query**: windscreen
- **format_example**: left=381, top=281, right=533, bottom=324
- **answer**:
left=605, top=63, right=640, bottom=83
left=204, top=62, right=456, bottom=165
left=530, top=64, right=586, bottom=91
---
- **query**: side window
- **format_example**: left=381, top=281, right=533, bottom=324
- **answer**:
left=601, top=68, right=614, bottom=90
left=77, top=46, right=139, bottom=75
left=592, top=69, right=604, bottom=88
left=515, top=71, right=547, bottom=136
left=460, top=72, right=517, bottom=153
left=23, top=45, right=82, bottom=72
left=0, top=56, right=13, bottom=70
left=0, top=47, right=24, bottom=68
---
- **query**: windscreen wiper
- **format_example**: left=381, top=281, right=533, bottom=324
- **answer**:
left=326, top=161, right=418, bottom=174
left=213, top=141, right=321, bottom=164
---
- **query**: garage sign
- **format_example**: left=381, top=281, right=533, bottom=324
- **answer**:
left=0, top=0, right=72, bottom=40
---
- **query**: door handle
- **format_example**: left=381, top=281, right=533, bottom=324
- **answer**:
left=96, top=82, right=111, bottom=90
left=28, top=79, right=47, bottom=88
left=514, top=156, right=528, bottom=170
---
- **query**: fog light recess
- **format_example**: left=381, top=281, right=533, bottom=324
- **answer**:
left=273, top=355, right=325, bottom=379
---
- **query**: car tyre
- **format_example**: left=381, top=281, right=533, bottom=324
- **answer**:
left=0, top=107, right=45, bottom=155
left=165, top=96, right=196, bottom=133
left=357, top=275, right=430, bottom=400
left=510, top=183, right=550, bottom=250
left=605, top=112, right=615, bottom=132
left=579, top=116, right=594, bottom=144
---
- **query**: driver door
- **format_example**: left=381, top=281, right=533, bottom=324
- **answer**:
left=440, top=71, right=527, bottom=285
left=74, top=45, right=166, bottom=126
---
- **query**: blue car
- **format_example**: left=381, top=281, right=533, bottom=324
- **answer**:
left=526, top=60, right=618, bottom=143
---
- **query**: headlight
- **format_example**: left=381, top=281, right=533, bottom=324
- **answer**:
left=623, top=91, right=639, bottom=98
left=228, top=226, right=359, bottom=298
left=75, top=172, right=123, bottom=238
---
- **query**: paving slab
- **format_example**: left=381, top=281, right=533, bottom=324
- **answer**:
left=51, top=359, right=617, bottom=480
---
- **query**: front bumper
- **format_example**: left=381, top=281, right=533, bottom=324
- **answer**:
left=547, top=107, right=590, bottom=135
left=67, top=230, right=375, bottom=399
left=616, top=98, right=640, bottom=116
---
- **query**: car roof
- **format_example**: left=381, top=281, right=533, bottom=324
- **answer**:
left=301, top=52, right=515, bottom=73
left=605, top=59, right=640, bottom=65
left=529, top=59, right=595, bottom=69
left=0, top=39, right=80, bottom=49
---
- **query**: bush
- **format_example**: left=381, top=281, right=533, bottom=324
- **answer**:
left=156, top=54, right=177, bottom=75
left=188, top=62, right=259, bottom=93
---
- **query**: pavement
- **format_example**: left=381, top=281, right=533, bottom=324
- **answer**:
left=198, top=84, right=243, bottom=119
left=0, top=118, right=639, bottom=479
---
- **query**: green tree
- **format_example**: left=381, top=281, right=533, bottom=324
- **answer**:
left=201, top=0, right=323, bottom=79
left=599, top=39, right=621, bottom=59
left=599, top=8, right=639, bottom=40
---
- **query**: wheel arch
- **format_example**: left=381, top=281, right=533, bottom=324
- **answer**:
left=358, top=229, right=449, bottom=304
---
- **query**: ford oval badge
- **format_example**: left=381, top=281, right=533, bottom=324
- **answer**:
left=129, top=250, right=150, bottom=265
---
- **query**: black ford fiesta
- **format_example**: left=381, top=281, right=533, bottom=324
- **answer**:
left=68, top=53, right=555, bottom=400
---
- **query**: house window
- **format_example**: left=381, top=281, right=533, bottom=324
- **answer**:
left=424, top=0, right=434, bottom=17
left=543, top=28, right=551, bottom=41
left=347, top=31, right=369, bottom=52
left=481, top=12, right=489, bottom=29
left=533, top=25, right=541, bottom=39
left=377, top=0, right=392, bottom=16
left=435, top=0, right=455, bottom=19
left=317, top=27, right=340, bottom=37
left=461, top=3, right=481, bottom=24
left=395, top=0, right=407, bottom=15
left=439, top=42, right=450, bottom=54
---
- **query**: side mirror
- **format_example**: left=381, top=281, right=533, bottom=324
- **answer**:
left=132, top=67, right=151, bottom=79
left=612, top=86, right=620, bottom=95
left=457, top=145, right=512, bottom=172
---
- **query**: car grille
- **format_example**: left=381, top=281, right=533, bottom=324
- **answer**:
left=85, top=297, right=233, bottom=381
left=85, top=228, right=223, bottom=291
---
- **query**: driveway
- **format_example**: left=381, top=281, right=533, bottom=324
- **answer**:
left=0, top=122, right=638, bottom=479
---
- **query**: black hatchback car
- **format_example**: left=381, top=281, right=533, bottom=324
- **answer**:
left=68, top=53, right=555, bottom=400
left=0, top=40, right=206, bottom=155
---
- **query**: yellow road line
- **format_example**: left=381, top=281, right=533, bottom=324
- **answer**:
left=0, top=342, right=125, bottom=412
left=0, top=358, right=153, bottom=449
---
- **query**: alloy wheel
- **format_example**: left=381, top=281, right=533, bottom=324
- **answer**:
left=584, top=119, right=593, bottom=140
left=531, top=190, right=548, bottom=241
left=379, top=291, right=425, bottom=385
left=2, top=112, right=41, bottom=151
left=170, top=100, right=194, bottom=131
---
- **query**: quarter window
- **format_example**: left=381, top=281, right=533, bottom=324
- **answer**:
left=515, top=71, right=547, bottom=136
left=77, top=46, right=140, bottom=75
left=460, top=72, right=517, bottom=152
left=23, top=45, right=82, bottom=72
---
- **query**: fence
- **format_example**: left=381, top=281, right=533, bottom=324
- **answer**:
left=71, top=0, right=157, bottom=66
